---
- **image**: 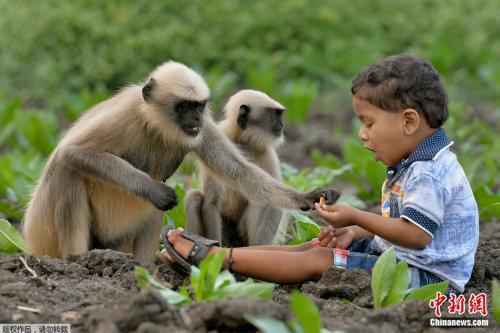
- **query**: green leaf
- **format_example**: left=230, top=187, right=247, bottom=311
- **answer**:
left=371, top=247, right=397, bottom=309
left=474, top=185, right=500, bottom=220
left=383, top=261, right=409, bottom=307
left=165, top=183, right=187, bottom=228
left=216, top=279, right=275, bottom=300
left=244, top=315, right=291, bottom=333
left=311, top=150, right=343, bottom=169
left=289, top=320, right=304, bottom=333
left=289, top=212, right=321, bottom=244
left=156, top=286, right=192, bottom=306
left=214, top=270, right=237, bottom=290
left=290, top=291, right=321, bottom=333
left=134, top=266, right=190, bottom=306
left=492, top=279, right=500, bottom=323
left=405, top=280, right=449, bottom=302
left=191, top=252, right=225, bottom=301
left=0, top=218, right=27, bottom=253
left=280, top=79, right=318, bottom=124
left=341, top=138, right=385, bottom=203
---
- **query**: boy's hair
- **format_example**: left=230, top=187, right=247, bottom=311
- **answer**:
left=351, top=55, right=448, bottom=128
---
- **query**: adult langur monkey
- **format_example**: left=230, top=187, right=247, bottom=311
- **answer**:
left=185, top=90, right=290, bottom=246
left=23, top=61, right=334, bottom=263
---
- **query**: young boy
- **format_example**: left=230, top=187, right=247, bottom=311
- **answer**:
left=162, top=54, right=479, bottom=293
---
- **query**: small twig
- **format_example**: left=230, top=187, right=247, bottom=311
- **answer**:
left=17, top=305, right=41, bottom=313
left=19, top=256, right=38, bottom=278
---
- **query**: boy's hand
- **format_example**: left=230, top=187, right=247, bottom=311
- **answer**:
left=314, top=197, right=358, bottom=228
left=318, top=225, right=355, bottom=249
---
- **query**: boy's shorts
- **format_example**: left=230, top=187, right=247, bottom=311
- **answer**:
left=332, top=238, right=448, bottom=290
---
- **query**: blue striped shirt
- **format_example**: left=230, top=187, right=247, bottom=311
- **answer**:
left=373, top=128, right=479, bottom=292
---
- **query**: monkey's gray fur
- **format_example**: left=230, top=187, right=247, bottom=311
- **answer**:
left=185, top=90, right=290, bottom=246
left=23, top=62, right=327, bottom=263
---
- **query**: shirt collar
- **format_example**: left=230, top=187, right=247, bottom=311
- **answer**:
left=387, top=128, right=453, bottom=181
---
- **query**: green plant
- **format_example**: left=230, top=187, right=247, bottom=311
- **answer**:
left=311, top=138, right=386, bottom=204
left=245, top=291, right=331, bottom=333
left=163, top=183, right=187, bottom=228
left=474, top=185, right=500, bottom=222
left=135, top=266, right=191, bottom=306
left=282, top=163, right=350, bottom=193
left=0, top=150, right=46, bottom=221
left=371, top=247, right=448, bottom=309
left=0, top=218, right=27, bottom=253
left=0, top=99, right=58, bottom=155
left=282, top=163, right=355, bottom=245
left=62, top=87, right=109, bottom=121
left=493, top=279, right=500, bottom=323
left=135, top=252, right=275, bottom=306
left=288, top=212, right=321, bottom=245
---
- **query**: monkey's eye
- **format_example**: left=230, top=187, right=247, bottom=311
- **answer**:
left=174, top=101, right=188, bottom=114
left=175, top=101, right=206, bottom=114
left=275, top=108, right=285, bottom=117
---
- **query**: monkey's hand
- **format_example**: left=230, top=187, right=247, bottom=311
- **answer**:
left=149, top=182, right=178, bottom=211
left=300, top=188, right=340, bottom=211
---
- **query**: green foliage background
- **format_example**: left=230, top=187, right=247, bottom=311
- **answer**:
left=0, top=0, right=499, bottom=223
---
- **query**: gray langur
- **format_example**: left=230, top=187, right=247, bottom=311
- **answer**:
left=23, top=61, right=333, bottom=263
left=185, top=90, right=291, bottom=246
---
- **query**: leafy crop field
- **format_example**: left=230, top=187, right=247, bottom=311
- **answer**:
left=0, top=1, right=499, bottom=332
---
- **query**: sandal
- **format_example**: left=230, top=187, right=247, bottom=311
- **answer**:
left=161, top=227, right=220, bottom=274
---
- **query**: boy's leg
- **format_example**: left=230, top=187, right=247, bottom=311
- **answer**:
left=332, top=238, right=380, bottom=272
left=166, top=230, right=332, bottom=283
left=242, top=240, right=317, bottom=252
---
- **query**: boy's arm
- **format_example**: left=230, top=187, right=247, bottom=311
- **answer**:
left=351, top=210, right=431, bottom=249
left=315, top=203, right=431, bottom=249
left=349, top=225, right=374, bottom=240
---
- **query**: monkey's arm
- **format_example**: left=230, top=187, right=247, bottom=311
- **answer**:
left=195, top=120, right=318, bottom=210
left=57, top=145, right=177, bottom=210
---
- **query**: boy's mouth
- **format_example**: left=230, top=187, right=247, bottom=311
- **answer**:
left=364, top=146, right=376, bottom=153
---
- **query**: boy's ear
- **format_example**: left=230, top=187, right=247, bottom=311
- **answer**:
left=402, top=108, right=420, bottom=135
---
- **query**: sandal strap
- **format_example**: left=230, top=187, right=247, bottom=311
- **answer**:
left=161, top=227, right=220, bottom=271
left=183, top=231, right=220, bottom=265
left=187, top=242, right=211, bottom=266
left=182, top=231, right=220, bottom=247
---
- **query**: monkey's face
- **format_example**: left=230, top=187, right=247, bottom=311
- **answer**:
left=174, top=100, right=207, bottom=137
left=239, top=106, right=285, bottom=138
left=141, top=62, right=211, bottom=138
left=268, top=107, right=285, bottom=137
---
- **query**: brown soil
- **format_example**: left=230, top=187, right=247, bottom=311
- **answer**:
left=0, top=221, right=498, bottom=332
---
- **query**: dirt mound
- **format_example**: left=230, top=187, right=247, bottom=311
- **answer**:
left=0, top=223, right=499, bottom=332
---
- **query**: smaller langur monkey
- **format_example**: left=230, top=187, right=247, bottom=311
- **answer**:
left=185, top=90, right=290, bottom=246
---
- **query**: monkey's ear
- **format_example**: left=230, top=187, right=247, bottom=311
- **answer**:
left=237, top=105, right=251, bottom=130
left=142, top=78, right=156, bottom=102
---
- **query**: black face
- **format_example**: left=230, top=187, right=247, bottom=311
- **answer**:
left=270, top=108, right=285, bottom=136
left=174, top=100, right=206, bottom=136
left=237, top=106, right=285, bottom=137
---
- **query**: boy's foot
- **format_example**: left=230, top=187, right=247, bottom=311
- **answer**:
left=160, top=228, right=224, bottom=269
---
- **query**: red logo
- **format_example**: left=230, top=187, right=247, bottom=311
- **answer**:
left=468, top=293, right=488, bottom=317
left=429, top=292, right=489, bottom=317
left=429, top=292, right=447, bottom=317
left=447, top=293, right=466, bottom=315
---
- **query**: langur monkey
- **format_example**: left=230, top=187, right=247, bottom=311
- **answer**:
left=23, top=61, right=333, bottom=263
left=185, top=90, right=290, bottom=246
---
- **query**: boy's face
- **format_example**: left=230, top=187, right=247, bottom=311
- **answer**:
left=352, top=96, right=411, bottom=167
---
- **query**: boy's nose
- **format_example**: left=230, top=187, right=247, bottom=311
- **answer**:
left=358, top=127, right=369, bottom=142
